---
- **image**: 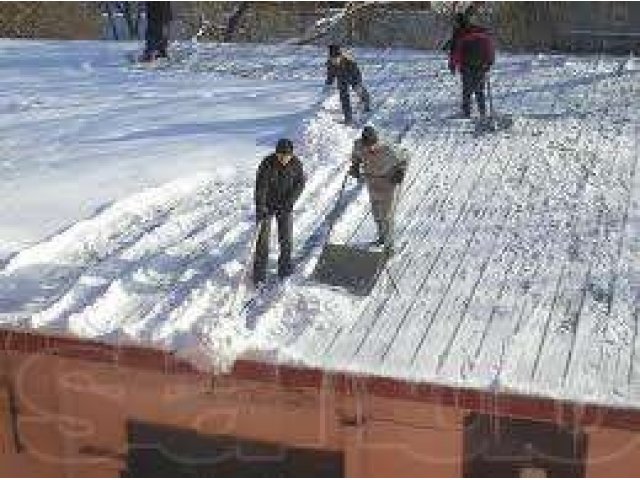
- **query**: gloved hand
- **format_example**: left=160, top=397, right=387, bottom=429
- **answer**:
left=390, top=163, right=406, bottom=185
left=348, top=162, right=361, bottom=179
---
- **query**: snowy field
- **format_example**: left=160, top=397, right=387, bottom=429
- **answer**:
left=1, top=39, right=639, bottom=410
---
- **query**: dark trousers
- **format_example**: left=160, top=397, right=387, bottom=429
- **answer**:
left=338, top=82, right=371, bottom=123
left=252, top=212, right=293, bottom=283
left=144, top=2, right=170, bottom=59
left=461, top=68, right=487, bottom=117
left=144, top=27, right=167, bottom=59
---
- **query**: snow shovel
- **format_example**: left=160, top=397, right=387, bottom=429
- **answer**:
left=228, top=218, right=266, bottom=316
left=311, top=166, right=386, bottom=296
left=312, top=164, right=401, bottom=296
left=480, top=75, right=513, bottom=133
left=317, top=165, right=352, bottom=253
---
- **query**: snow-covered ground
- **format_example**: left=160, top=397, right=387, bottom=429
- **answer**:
left=1, top=40, right=639, bottom=410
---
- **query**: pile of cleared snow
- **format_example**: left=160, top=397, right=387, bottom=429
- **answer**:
left=6, top=173, right=218, bottom=274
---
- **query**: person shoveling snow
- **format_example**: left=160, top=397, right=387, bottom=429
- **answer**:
left=448, top=12, right=495, bottom=119
left=447, top=13, right=512, bottom=133
left=252, top=139, right=306, bottom=286
left=141, top=1, right=172, bottom=62
left=349, top=126, right=408, bottom=256
left=310, top=125, right=407, bottom=296
left=325, top=44, right=372, bottom=125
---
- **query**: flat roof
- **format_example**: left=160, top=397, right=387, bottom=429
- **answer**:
left=271, top=61, right=640, bottom=412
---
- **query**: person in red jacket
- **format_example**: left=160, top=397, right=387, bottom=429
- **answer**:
left=448, top=13, right=495, bottom=118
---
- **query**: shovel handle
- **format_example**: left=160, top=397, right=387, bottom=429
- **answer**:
left=486, top=74, right=495, bottom=118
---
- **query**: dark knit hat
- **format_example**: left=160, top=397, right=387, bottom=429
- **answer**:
left=361, top=126, right=378, bottom=146
left=328, top=44, right=341, bottom=58
left=275, top=138, right=294, bottom=154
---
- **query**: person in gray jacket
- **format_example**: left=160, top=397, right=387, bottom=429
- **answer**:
left=349, top=126, right=407, bottom=254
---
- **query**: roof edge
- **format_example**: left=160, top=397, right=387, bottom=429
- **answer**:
left=1, top=327, right=639, bottom=431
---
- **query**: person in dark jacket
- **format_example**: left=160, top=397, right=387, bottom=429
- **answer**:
left=253, top=138, right=305, bottom=285
left=448, top=13, right=495, bottom=118
left=143, top=1, right=172, bottom=61
left=325, top=44, right=371, bottom=124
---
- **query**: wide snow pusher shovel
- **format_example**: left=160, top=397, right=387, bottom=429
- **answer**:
left=311, top=167, right=389, bottom=297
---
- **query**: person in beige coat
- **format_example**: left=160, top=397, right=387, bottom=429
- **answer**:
left=349, top=126, right=408, bottom=254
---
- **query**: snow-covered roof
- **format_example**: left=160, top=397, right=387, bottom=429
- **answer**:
left=270, top=64, right=640, bottom=411
left=1, top=41, right=639, bottom=412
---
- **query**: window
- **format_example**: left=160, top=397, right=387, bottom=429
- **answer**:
left=125, top=420, right=343, bottom=477
left=463, top=413, right=587, bottom=477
